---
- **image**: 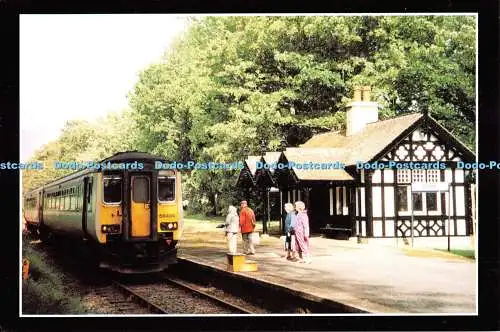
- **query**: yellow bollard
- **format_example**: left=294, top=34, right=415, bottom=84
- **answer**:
left=226, top=253, right=258, bottom=272
left=22, top=258, right=30, bottom=280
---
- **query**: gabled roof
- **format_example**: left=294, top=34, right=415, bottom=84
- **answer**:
left=263, top=151, right=281, bottom=164
left=262, top=152, right=281, bottom=176
left=283, top=147, right=354, bottom=181
left=236, top=155, right=260, bottom=187
left=245, top=155, right=261, bottom=176
left=301, top=113, right=424, bottom=165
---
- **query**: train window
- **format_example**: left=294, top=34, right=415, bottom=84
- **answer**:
left=158, top=176, right=175, bottom=202
left=87, top=182, right=93, bottom=211
left=133, top=177, right=149, bottom=203
left=103, top=175, right=122, bottom=204
left=70, top=194, right=75, bottom=210
left=75, top=189, right=79, bottom=210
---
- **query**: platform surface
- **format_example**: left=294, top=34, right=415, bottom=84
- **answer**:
left=177, top=232, right=476, bottom=314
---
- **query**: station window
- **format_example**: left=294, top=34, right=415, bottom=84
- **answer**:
left=426, top=192, right=438, bottom=211
left=70, top=192, right=76, bottom=210
left=75, top=187, right=79, bottom=210
left=397, top=170, right=411, bottom=183
left=158, top=176, right=175, bottom=202
left=397, top=186, right=408, bottom=212
left=103, top=175, right=122, bottom=204
left=412, top=193, right=423, bottom=211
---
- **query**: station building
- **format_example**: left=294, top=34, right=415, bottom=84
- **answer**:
left=236, top=87, right=476, bottom=247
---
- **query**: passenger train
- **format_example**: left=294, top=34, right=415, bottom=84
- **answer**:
left=23, top=151, right=183, bottom=273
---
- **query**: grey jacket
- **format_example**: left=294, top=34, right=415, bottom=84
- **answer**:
left=225, top=206, right=240, bottom=233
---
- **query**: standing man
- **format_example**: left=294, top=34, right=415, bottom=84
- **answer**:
left=239, top=200, right=256, bottom=255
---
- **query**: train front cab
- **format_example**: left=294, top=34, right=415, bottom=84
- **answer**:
left=98, top=168, right=182, bottom=273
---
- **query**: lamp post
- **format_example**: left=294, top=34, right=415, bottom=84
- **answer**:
left=260, top=138, right=268, bottom=235
left=240, top=146, right=250, bottom=202
left=279, top=136, right=287, bottom=234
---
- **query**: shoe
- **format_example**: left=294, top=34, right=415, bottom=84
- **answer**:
left=247, top=252, right=255, bottom=255
left=286, top=256, right=293, bottom=261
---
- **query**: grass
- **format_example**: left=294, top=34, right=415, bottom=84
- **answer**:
left=22, top=239, right=89, bottom=314
left=183, top=214, right=225, bottom=223
left=183, top=215, right=283, bottom=235
left=402, top=247, right=475, bottom=261
left=436, top=249, right=476, bottom=259
left=179, top=216, right=283, bottom=249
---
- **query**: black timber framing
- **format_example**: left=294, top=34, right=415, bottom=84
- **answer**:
left=452, top=168, right=457, bottom=236
left=464, top=171, right=472, bottom=235
left=365, top=170, right=373, bottom=237
left=381, top=169, right=386, bottom=236
left=370, top=114, right=475, bottom=164
left=393, top=168, right=399, bottom=237
left=235, top=113, right=476, bottom=240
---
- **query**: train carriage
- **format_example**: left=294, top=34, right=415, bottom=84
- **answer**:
left=23, top=151, right=183, bottom=273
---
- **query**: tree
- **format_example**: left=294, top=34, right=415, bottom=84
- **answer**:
left=127, top=16, right=477, bottom=215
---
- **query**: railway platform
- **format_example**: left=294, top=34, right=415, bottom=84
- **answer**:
left=177, top=234, right=476, bottom=314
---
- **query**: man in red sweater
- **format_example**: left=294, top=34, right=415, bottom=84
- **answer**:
left=239, top=200, right=256, bottom=255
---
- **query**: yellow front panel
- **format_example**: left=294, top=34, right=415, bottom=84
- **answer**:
left=158, top=203, right=180, bottom=239
left=99, top=204, right=122, bottom=244
left=131, top=175, right=151, bottom=237
left=100, top=204, right=122, bottom=225
left=131, top=201, right=150, bottom=237
left=157, top=170, right=182, bottom=240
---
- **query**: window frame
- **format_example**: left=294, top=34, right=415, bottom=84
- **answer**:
left=398, top=185, right=443, bottom=216
left=103, top=174, right=123, bottom=205
left=157, top=176, right=176, bottom=203
left=397, top=185, right=409, bottom=214
left=132, top=176, right=150, bottom=204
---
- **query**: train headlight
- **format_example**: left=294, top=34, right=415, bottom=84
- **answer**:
left=101, top=225, right=120, bottom=233
left=160, top=222, right=178, bottom=231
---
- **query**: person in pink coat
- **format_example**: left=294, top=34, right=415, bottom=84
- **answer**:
left=294, top=201, right=311, bottom=263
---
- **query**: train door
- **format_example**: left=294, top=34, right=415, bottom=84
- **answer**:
left=130, top=175, right=151, bottom=237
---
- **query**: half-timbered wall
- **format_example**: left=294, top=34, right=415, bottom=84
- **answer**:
left=354, top=170, right=367, bottom=236
left=358, top=125, right=473, bottom=238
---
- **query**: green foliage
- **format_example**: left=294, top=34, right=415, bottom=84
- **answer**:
left=128, top=16, right=475, bottom=215
left=23, top=111, right=136, bottom=192
left=24, top=16, right=475, bottom=216
left=22, top=243, right=88, bottom=314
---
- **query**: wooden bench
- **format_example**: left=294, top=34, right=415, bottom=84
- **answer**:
left=320, top=227, right=352, bottom=240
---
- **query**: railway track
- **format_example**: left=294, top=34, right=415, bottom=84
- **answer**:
left=90, top=283, right=166, bottom=314
left=118, top=274, right=256, bottom=314
left=160, top=274, right=255, bottom=314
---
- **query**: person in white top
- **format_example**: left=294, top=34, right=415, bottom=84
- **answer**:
left=224, top=205, right=240, bottom=254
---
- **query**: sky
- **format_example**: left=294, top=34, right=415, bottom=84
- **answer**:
left=20, top=14, right=190, bottom=161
